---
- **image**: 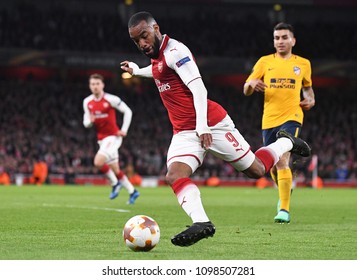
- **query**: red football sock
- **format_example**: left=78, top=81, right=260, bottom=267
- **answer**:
left=99, top=164, right=110, bottom=174
left=255, top=148, right=275, bottom=173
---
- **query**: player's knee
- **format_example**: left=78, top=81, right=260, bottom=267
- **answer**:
left=93, top=157, right=106, bottom=169
left=275, top=159, right=290, bottom=169
left=166, top=170, right=186, bottom=186
left=165, top=172, right=178, bottom=186
left=93, top=153, right=107, bottom=169
left=165, top=162, right=193, bottom=186
left=93, top=159, right=101, bottom=169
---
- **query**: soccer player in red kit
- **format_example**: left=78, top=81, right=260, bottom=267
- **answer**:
left=83, top=73, right=139, bottom=204
left=121, top=12, right=311, bottom=246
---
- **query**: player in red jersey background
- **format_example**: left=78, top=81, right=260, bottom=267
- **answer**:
left=83, top=73, right=139, bottom=204
left=121, top=12, right=310, bottom=246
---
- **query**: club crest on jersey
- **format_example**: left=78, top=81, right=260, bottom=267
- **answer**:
left=158, top=61, right=163, bottom=73
left=176, top=56, right=191, bottom=68
left=293, top=66, right=301, bottom=75
left=103, top=102, right=109, bottom=108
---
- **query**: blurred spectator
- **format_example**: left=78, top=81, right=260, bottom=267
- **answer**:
left=64, top=167, right=76, bottom=184
left=29, top=156, right=48, bottom=185
left=335, top=162, right=349, bottom=182
left=0, top=166, right=11, bottom=185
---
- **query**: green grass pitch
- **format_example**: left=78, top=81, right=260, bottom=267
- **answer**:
left=0, top=185, right=356, bottom=260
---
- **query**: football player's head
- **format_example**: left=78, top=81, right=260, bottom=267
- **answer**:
left=128, top=11, right=162, bottom=59
left=273, top=22, right=296, bottom=57
left=89, top=73, right=105, bottom=96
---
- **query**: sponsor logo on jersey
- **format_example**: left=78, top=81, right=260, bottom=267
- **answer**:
left=94, top=113, right=109, bottom=119
left=175, top=56, right=191, bottom=68
left=158, top=61, right=163, bottom=73
left=155, top=79, right=171, bottom=93
left=270, top=78, right=296, bottom=89
left=293, top=66, right=301, bottom=75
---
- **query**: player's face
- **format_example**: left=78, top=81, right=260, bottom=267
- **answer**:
left=89, top=78, right=104, bottom=96
left=273, top=29, right=296, bottom=57
left=129, top=20, right=161, bottom=59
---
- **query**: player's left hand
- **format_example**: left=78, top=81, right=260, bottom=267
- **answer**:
left=199, top=133, right=213, bottom=149
left=300, top=98, right=315, bottom=110
left=116, top=130, right=127, bottom=137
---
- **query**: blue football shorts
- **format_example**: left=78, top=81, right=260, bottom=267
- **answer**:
left=262, top=121, right=302, bottom=146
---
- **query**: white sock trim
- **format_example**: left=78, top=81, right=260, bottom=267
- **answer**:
left=176, top=184, right=209, bottom=223
left=120, top=175, right=135, bottom=194
left=105, top=169, right=118, bottom=186
left=267, top=138, right=293, bottom=159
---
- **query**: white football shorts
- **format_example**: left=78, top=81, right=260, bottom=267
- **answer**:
left=166, top=115, right=255, bottom=173
left=97, top=135, right=123, bottom=164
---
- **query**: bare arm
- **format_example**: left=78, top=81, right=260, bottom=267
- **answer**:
left=300, top=86, right=315, bottom=110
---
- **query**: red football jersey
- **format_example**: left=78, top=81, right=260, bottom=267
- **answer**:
left=83, top=93, right=121, bottom=140
left=151, top=35, right=227, bottom=133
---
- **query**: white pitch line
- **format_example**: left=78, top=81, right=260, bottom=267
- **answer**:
left=42, top=203, right=130, bottom=213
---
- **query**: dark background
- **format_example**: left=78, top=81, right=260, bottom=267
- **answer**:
left=0, top=0, right=356, bottom=184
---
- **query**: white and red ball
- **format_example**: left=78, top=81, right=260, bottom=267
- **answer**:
left=123, top=215, right=160, bottom=251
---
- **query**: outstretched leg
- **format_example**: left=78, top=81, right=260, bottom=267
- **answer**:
left=166, top=162, right=215, bottom=247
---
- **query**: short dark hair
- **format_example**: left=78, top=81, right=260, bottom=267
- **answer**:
left=89, top=73, right=104, bottom=82
left=274, top=22, right=294, bottom=35
left=128, top=11, right=156, bottom=28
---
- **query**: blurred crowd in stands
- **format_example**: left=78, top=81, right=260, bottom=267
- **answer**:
left=0, top=79, right=172, bottom=182
left=0, top=78, right=356, bottom=183
left=0, top=1, right=356, bottom=184
left=1, top=2, right=356, bottom=59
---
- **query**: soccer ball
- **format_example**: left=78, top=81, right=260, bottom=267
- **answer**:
left=123, top=215, right=160, bottom=251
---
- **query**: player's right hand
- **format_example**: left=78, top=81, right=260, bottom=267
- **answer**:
left=199, top=133, right=213, bottom=150
left=90, top=113, right=96, bottom=123
left=250, top=79, right=267, bottom=93
left=120, top=61, right=134, bottom=75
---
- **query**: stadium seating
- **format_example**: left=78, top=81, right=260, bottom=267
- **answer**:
left=1, top=1, right=356, bottom=184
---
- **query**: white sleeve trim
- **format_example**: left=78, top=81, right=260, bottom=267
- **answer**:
left=83, top=97, right=93, bottom=128
left=186, top=78, right=211, bottom=136
left=165, top=40, right=201, bottom=86
left=106, top=94, right=132, bottom=133
left=130, top=62, right=153, bottom=78
left=116, top=101, right=132, bottom=133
